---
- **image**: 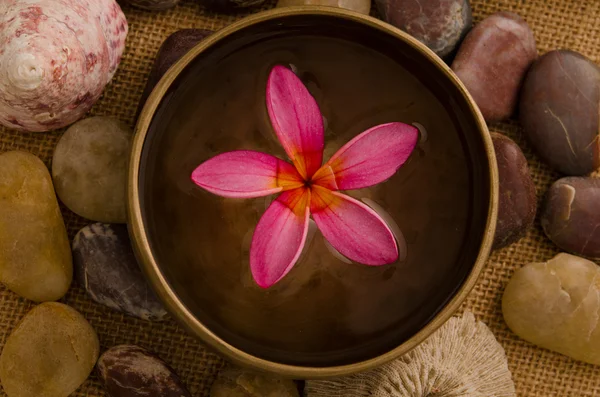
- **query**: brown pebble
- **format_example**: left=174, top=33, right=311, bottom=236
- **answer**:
left=137, top=29, right=213, bottom=118
left=375, top=0, right=472, bottom=58
left=97, top=345, right=191, bottom=397
left=492, top=133, right=537, bottom=249
left=452, top=12, right=536, bottom=122
left=520, top=50, right=600, bottom=175
left=541, top=177, right=600, bottom=257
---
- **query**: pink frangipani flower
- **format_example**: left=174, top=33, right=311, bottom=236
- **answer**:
left=191, top=65, right=419, bottom=288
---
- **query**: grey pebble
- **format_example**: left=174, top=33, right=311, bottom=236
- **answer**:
left=73, top=223, right=168, bottom=321
left=520, top=50, right=600, bottom=175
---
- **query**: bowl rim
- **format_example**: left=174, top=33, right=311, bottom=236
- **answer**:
left=128, top=6, right=498, bottom=378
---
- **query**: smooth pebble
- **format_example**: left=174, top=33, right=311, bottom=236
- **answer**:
left=375, top=0, right=472, bottom=58
left=137, top=29, right=213, bottom=117
left=452, top=12, right=537, bottom=122
left=541, top=177, right=600, bottom=257
left=0, top=151, right=72, bottom=302
left=520, top=50, right=600, bottom=175
left=492, top=133, right=536, bottom=249
left=503, top=253, right=600, bottom=365
left=97, top=345, right=191, bottom=397
left=210, top=365, right=300, bottom=397
left=0, top=303, right=99, bottom=397
left=52, top=117, right=133, bottom=223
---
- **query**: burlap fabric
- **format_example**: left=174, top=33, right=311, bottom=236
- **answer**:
left=0, top=0, right=598, bottom=395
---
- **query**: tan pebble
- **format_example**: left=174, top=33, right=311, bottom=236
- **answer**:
left=0, top=151, right=72, bottom=302
left=0, top=303, right=99, bottom=397
left=52, top=117, right=133, bottom=223
left=211, top=366, right=299, bottom=397
left=503, top=253, right=600, bottom=365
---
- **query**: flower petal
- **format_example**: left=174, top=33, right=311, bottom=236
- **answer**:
left=266, top=65, right=324, bottom=179
left=191, top=150, right=303, bottom=198
left=250, top=187, right=311, bottom=288
left=310, top=186, right=398, bottom=265
left=312, top=122, right=419, bottom=190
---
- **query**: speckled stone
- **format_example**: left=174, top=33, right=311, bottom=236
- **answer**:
left=210, top=365, right=300, bottom=397
left=503, top=253, right=600, bottom=365
left=0, top=151, right=72, bottom=302
left=52, top=116, right=133, bottom=223
left=97, top=345, right=191, bottom=397
left=375, top=0, right=472, bottom=58
left=0, top=303, right=99, bottom=397
left=73, top=223, right=167, bottom=321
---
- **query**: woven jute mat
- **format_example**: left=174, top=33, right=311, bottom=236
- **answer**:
left=0, top=0, right=599, bottom=395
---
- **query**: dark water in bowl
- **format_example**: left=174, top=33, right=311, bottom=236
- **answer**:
left=140, top=18, right=488, bottom=367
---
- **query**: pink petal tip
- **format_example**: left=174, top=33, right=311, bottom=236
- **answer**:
left=313, top=122, right=418, bottom=191
left=310, top=186, right=398, bottom=265
left=266, top=65, right=324, bottom=179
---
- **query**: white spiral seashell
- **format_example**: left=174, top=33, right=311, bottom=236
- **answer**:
left=0, top=0, right=128, bottom=132
left=305, top=311, right=516, bottom=397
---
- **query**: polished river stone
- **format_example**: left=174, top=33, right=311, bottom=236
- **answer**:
left=0, top=151, right=72, bottom=302
left=0, top=303, right=99, bottom=397
left=97, top=345, right=191, bottom=397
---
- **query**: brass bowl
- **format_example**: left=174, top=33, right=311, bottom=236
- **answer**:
left=129, top=7, right=497, bottom=378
